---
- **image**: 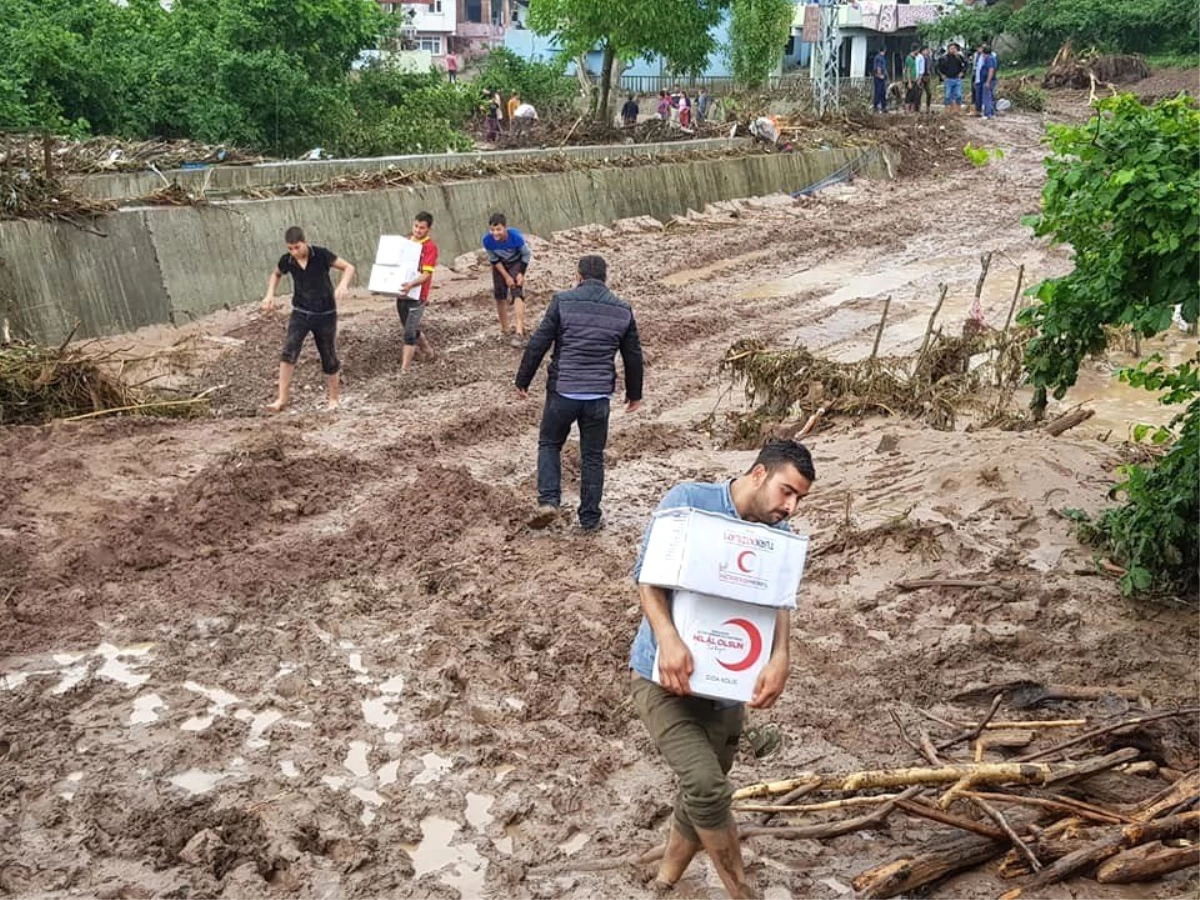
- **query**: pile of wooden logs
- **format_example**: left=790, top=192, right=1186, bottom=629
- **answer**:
left=732, top=692, right=1198, bottom=898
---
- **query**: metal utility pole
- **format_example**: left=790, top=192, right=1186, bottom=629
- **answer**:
left=813, top=0, right=841, bottom=117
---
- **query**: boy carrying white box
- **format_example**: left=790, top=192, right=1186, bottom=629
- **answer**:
left=627, top=439, right=816, bottom=900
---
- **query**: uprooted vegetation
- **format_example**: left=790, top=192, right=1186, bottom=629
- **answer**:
left=712, top=262, right=1034, bottom=447
left=0, top=336, right=212, bottom=425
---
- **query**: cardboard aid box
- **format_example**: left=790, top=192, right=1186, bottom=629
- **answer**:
left=640, top=508, right=809, bottom=703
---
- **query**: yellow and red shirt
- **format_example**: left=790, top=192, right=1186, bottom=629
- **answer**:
left=416, top=236, right=438, bottom=303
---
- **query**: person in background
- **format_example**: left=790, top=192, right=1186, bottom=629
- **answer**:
left=871, top=46, right=889, bottom=113
left=394, top=212, right=438, bottom=375
left=621, top=95, right=640, bottom=127
left=695, top=87, right=712, bottom=124
left=920, top=46, right=934, bottom=112
left=483, top=212, right=533, bottom=344
left=904, top=46, right=921, bottom=113
left=261, top=226, right=355, bottom=412
left=445, top=53, right=458, bottom=84
left=512, top=100, right=538, bottom=136
left=980, top=44, right=998, bottom=120
left=679, top=90, right=692, bottom=129
left=657, top=91, right=672, bottom=120
left=937, top=43, right=966, bottom=114
left=972, top=43, right=987, bottom=115
left=515, top=255, right=644, bottom=532
left=485, top=92, right=501, bottom=142
left=507, top=91, right=521, bottom=124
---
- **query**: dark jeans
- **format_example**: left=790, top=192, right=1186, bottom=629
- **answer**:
left=537, top=392, right=610, bottom=527
left=396, top=297, right=425, bottom=346
left=872, top=76, right=887, bottom=111
left=281, top=310, right=339, bottom=374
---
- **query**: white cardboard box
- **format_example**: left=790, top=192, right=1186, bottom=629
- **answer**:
left=368, top=235, right=423, bottom=299
left=638, top=508, right=808, bottom=608
left=652, top=591, right=779, bottom=703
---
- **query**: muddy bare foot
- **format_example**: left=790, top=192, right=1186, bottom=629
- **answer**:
left=265, top=398, right=287, bottom=413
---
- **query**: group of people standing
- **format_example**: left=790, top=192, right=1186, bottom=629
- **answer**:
left=648, top=87, right=715, bottom=130
left=484, top=90, right=538, bottom=141
left=872, top=42, right=999, bottom=118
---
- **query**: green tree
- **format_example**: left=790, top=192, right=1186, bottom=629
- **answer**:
left=728, top=0, right=794, bottom=88
left=528, top=0, right=726, bottom=121
left=1019, top=94, right=1199, bottom=598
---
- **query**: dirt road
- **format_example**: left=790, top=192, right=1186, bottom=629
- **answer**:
left=2, top=83, right=1197, bottom=899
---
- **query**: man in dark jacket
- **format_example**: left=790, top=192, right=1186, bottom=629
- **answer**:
left=515, top=255, right=644, bottom=531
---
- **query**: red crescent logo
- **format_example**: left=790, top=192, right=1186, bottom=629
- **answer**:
left=717, top=618, right=764, bottom=672
left=737, top=550, right=756, bottom=573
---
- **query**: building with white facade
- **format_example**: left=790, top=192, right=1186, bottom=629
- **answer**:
left=793, top=0, right=958, bottom=80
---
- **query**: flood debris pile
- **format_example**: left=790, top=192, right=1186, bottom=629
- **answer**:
left=1043, top=42, right=1152, bottom=90
left=0, top=135, right=266, bottom=175
left=718, top=304, right=1029, bottom=447
left=0, top=336, right=211, bottom=425
left=733, top=696, right=1199, bottom=899
left=0, top=160, right=116, bottom=222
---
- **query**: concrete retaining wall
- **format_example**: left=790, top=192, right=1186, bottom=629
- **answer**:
left=6, top=147, right=893, bottom=342
left=68, top=138, right=755, bottom=202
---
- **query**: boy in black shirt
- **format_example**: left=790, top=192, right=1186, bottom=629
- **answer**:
left=262, top=226, right=356, bottom=411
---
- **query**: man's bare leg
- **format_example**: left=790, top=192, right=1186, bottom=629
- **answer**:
left=416, top=333, right=435, bottom=360
left=655, top=820, right=701, bottom=889
left=514, top=297, right=527, bottom=337
left=695, top=824, right=757, bottom=900
left=326, top=372, right=340, bottom=410
left=267, top=362, right=295, bottom=412
left=496, top=300, right=511, bottom=336
left=401, top=344, right=416, bottom=373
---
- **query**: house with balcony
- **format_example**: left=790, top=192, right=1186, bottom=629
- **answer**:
left=793, top=0, right=958, bottom=81
left=377, top=0, right=457, bottom=64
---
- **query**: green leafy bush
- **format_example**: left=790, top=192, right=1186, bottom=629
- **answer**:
left=1020, top=94, right=1199, bottom=599
left=921, top=0, right=1199, bottom=62
left=474, top=47, right=576, bottom=115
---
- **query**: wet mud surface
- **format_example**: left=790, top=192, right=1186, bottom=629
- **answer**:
left=2, top=86, right=1198, bottom=899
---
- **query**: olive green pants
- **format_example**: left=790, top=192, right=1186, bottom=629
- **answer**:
left=631, top=675, right=745, bottom=840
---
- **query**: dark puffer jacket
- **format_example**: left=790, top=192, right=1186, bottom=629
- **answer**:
left=515, top=279, right=644, bottom=400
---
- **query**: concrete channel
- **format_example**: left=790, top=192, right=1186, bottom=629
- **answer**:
left=5, top=143, right=894, bottom=342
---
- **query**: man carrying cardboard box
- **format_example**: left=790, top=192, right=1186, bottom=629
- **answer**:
left=628, top=439, right=816, bottom=898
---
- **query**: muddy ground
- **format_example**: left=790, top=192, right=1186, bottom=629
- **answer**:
left=2, top=80, right=1198, bottom=899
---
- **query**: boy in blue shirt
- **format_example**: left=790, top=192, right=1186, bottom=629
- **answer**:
left=483, top=213, right=533, bottom=346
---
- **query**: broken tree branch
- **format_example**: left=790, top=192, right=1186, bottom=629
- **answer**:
left=1015, top=708, right=1200, bottom=763
left=1007, top=811, right=1199, bottom=894
left=1095, top=841, right=1200, bottom=884
left=1043, top=407, right=1095, bottom=437
left=971, top=795, right=1042, bottom=872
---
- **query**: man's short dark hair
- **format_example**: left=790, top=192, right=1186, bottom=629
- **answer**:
left=489, top=212, right=507, bottom=227
left=982, top=44, right=992, bottom=54
left=416, top=211, right=433, bottom=226
left=750, top=439, right=816, bottom=483
left=578, top=255, right=607, bottom=283
left=949, top=42, right=959, bottom=51
left=284, top=226, right=305, bottom=244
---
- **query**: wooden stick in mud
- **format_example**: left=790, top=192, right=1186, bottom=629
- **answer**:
left=1015, top=708, right=1200, bottom=763
left=962, top=790, right=1130, bottom=825
left=870, top=295, right=892, bottom=362
left=938, top=749, right=1139, bottom=809
left=935, top=693, right=1005, bottom=753
left=1130, top=768, right=1200, bottom=822
left=1095, top=841, right=1200, bottom=884
left=852, top=822, right=1025, bottom=899
left=736, top=754, right=1131, bottom=801
left=1001, top=264, right=1025, bottom=336
left=757, top=777, right=822, bottom=825
left=893, top=797, right=1006, bottom=840
left=1043, top=406, right=1094, bottom=436
left=1002, top=811, right=1199, bottom=896
left=736, top=793, right=903, bottom=814
left=918, top=283, right=948, bottom=360
left=970, top=795, right=1042, bottom=871
left=952, top=718, right=1088, bottom=731
left=972, top=251, right=993, bottom=321
left=538, top=788, right=919, bottom=876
